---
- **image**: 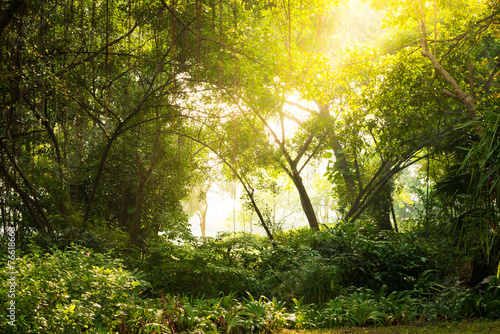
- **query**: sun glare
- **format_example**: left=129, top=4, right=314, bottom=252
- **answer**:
left=266, top=96, right=318, bottom=141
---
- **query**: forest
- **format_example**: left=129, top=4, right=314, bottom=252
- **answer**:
left=1, top=0, right=500, bottom=332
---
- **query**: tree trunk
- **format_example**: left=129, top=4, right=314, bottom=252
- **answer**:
left=83, top=135, right=118, bottom=223
left=329, top=136, right=357, bottom=201
left=194, top=193, right=208, bottom=241
left=118, top=185, right=133, bottom=229
left=391, top=203, right=399, bottom=233
left=129, top=177, right=146, bottom=246
left=247, top=190, right=274, bottom=241
left=129, top=112, right=161, bottom=246
left=416, top=4, right=477, bottom=118
left=200, top=207, right=207, bottom=240
left=344, top=160, right=400, bottom=226
left=369, top=179, right=394, bottom=232
left=291, top=168, right=320, bottom=231
left=249, top=210, right=253, bottom=234
left=0, top=163, right=51, bottom=233
left=316, top=103, right=357, bottom=203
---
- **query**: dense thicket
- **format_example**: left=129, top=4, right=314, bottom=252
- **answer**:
left=2, top=0, right=500, bottom=332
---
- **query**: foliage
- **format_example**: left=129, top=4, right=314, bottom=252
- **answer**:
left=142, top=223, right=457, bottom=302
left=432, top=105, right=500, bottom=284
left=290, top=278, right=500, bottom=330
left=123, top=293, right=288, bottom=334
left=458, top=106, right=500, bottom=254
left=115, top=274, right=500, bottom=332
left=3, top=231, right=500, bottom=333
left=3, top=2, right=500, bottom=332
left=29, top=226, right=132, bottom=255
left=272, top=224, right=448, bottom=293
left=0, top=244, right=147, bottom=334
left=259, top=242, right=342, bottom=304
left=138, top=233, right=269, bottom=298
left=468, top=276, right=500, bottom=319
left=136, top=225, right=451, bottom=305
left=291, top=286, right=421, bottom=328
left=0, top=242, right=285, bottom=333
left=0, top=0, right=201, bottom=244
left=417, top=277, right=500, bottom=322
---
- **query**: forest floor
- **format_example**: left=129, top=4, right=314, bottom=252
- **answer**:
left=277, top=320, right=500, bottom=333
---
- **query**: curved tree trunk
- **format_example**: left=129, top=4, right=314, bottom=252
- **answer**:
left=129, top=108, right=161, bottom=246
left=290, top=168, right=320, bottom=231
left=247, top=189, right=274, bottom=241
left=0, top=162, right=52, bottom=233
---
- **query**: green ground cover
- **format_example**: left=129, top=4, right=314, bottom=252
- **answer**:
left=280, top=320, right=500, bottom=333
left=2, top=225, right=500, bottom=333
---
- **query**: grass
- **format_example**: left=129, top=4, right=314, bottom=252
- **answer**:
left=277, top=320, right=500, bottom=333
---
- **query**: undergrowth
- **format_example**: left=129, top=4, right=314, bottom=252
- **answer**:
left=1, top=224, right=499, bottom=333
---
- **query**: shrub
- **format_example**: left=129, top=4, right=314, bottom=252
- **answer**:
left=0, top=244, right=147, bottom=333
left=140, top=233, right=269, bottom=298
left=467, top=276, right=500, bottom=319
left=259, top=243, right=342, bottom=304
left=273, top=223, right=445, bottom=293
left=28, top=226, right=137, bottom=260
left=289, top=278, right=500, bottom=330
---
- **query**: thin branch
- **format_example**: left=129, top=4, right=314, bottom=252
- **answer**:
left=57, top=19, right=142, bottom=76
left=162, top=1, right=278, bottom=75
left=0, top=129, right=45, bottom=141
left=293, top=133, right=314, bottom=166
left=298, top=133, right=325, bottom=174
left=284, top=99, right=318, bottom=115
left=171, top=129, right=274, bottom=240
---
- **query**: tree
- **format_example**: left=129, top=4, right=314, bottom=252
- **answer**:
left=0, top=0, right=202, bottom=244
left=175, top=0, right=336, bottom=231
left=176, top=105, right=277, bottom=240
left=185, top=161, right=220, bottom=241
left=310, top=0, right=499, bottom=231
left=426, top=1, right=500, bottom=257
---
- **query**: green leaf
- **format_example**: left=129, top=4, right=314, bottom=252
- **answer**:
left=323, top=152, right=333, bottom=159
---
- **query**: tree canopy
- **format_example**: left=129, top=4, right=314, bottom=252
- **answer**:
left=1, top=0, right=500, bottom=248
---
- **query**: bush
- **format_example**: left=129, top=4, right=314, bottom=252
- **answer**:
left=140, top=233, right=270, bottom=298
left=259, top=243, right=342, bottom=304
left=273, top=224, right=445, bottom=294
left=466, top=276, right=500, bottom=319
left=30, top=226, right=135, bottom=257
left=2, top=238, right=500, bottom=333
left=0, top=244, right=147, bottom=333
